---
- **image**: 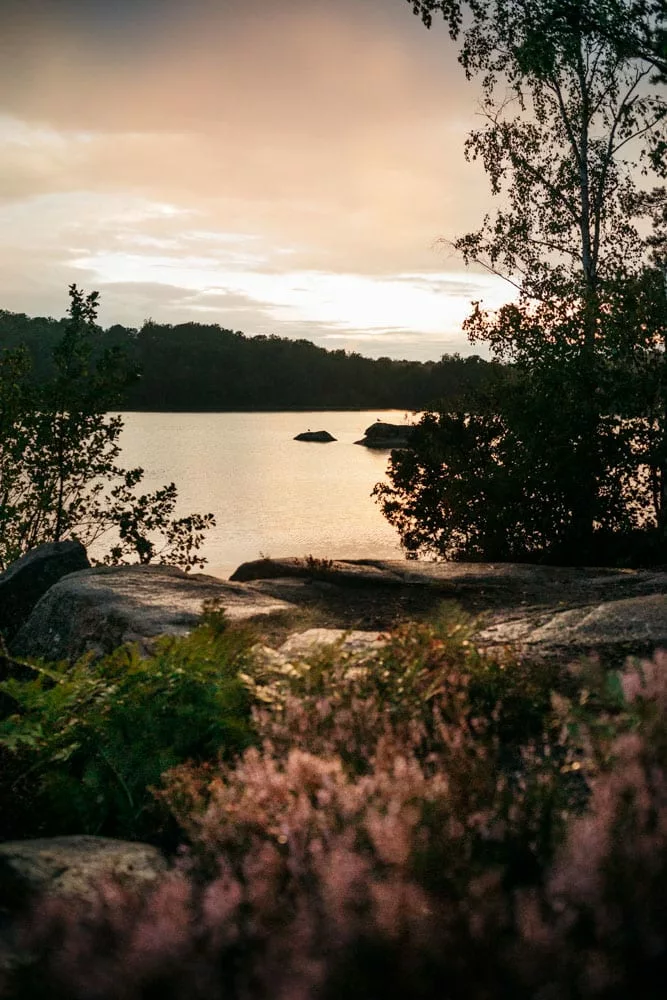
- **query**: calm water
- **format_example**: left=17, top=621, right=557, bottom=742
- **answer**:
left=115, top=411, right=413, bottom=578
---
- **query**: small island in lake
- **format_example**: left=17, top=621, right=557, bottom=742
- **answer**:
left=355, top=421, right=415, bottom=449
left=293, top=429, right=336, bottom=442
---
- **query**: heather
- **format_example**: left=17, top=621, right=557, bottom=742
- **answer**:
left=3, top=615, right=667, bottom=998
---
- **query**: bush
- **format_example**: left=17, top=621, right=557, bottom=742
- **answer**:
left=160, top=615, right=596, bottom=893
left=4, top=625, right=665, bottom=1000
left=0, top=285, right=215, bottom=572
left=0, top=619, right=256, bottom=842
left=243, top=609, right=591, bottom=797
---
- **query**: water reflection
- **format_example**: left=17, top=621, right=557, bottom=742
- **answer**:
left=115, top=410, right=413, bottom=577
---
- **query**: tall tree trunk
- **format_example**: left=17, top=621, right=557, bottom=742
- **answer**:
left=660, top=265, right=667, bottom=538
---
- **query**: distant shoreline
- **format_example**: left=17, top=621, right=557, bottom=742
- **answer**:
left=111, top=406, right=420, bottom=415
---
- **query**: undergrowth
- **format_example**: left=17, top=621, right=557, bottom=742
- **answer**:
left=0, top=615, right=255, bottom=842
left=1, top=610, right=666, bottom=999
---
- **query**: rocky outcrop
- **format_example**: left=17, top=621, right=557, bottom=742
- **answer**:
left=231, top=556, right=409, bottom=587
left=294, top=430, right=336, bottom=442
left=4, top=547, right=666, bottom=668
left=355, top=421, right=415, bottom=448
left=230, top=557, right=667, bottom=663
left=476, top=593, right=667, bottom=662
left=232, top=556, right=667, bottom=602
left=9, top=564, right=295, bottom=663
left=0, top=540, right=90, bottom=641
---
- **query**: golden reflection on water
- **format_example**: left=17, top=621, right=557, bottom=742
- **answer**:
left=115, top=410, right=414, bottom=577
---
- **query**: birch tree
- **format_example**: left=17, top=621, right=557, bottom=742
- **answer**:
left=377, top=0, right=667, bottom=560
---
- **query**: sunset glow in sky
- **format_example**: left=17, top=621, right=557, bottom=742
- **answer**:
left=0, top=0, right=513, bottom=360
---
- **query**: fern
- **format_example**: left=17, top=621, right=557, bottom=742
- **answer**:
left=0, top=620, right=257, bottom=841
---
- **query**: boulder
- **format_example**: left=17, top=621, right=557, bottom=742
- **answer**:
left=0, top=540, right=90, bottom=642
left=9, top=564, right=295, bottom=663
left=250, top=629, right=386, bottom=670
left=293, top=430, right=336, bottom=442
left=278, top=627, right=386, bottom=659
left=0, top=837, right=169, bottom=975
left=248, top=629, right=387, bottom=702
left=0, top=836, right=167, bottom=909
left=355, top=421, right=415, bottom=448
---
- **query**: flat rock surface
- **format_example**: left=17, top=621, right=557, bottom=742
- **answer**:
left=476, top=593, right=667, bottom=660
left=10, top=564, right=295, bottom=662
left=234, top=556, right=666, bottom=601
left=233, top=557, right=667, bottom=662
left=230, top=557, right=402, bottom=586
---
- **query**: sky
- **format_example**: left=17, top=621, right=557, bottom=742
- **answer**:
left=0, top=0, right=514, bottom=361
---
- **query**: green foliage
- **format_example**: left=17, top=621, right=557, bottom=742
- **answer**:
left=379, top=0, right=667, bottom=563
left=0, top=622, right=256, bottom=841
left=0, top=285, right=215, bottom=571
left=374, top=400, right=565, bottom=561
left=375, top=325, right=667, bottom=563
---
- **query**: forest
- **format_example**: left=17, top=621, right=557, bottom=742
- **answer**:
left=0, top=308, right=494, bottom=412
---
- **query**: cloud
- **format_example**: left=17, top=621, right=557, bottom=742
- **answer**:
left=0, top=0, right=503, bottom=359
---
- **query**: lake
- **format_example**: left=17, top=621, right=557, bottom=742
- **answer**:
left=115, top=410, right=414, bottom=578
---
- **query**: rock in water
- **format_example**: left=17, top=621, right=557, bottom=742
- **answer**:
left=293, top=430, right=336, bottom=442
left=0, top=540, right=90, bottom=641
left=354, top=421, right=415, bottom=448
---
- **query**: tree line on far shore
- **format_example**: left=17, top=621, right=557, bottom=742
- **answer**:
left=0, top=309, right=496, bottom=412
